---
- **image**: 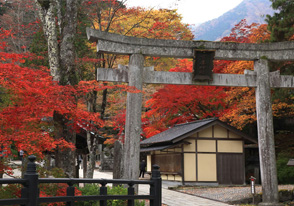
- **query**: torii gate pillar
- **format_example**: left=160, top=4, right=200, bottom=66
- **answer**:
left=123, top=54, right=144, bottom=181
left=255, top=59, right=280, bottom=205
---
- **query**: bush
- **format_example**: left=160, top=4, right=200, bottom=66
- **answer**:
left=277, top=154, right=294, bottom=184
left=107, top=185, right=127, bottom=206
left=0, top=184, right=21, bottom=199
left=75, top=184, right=100, bottom=206
left=76, top=184, right=128, bottom=206
left=76, top=184, right=145, bottom=206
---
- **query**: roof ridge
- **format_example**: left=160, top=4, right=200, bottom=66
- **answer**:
left=174, top=117, right=218, bottom=127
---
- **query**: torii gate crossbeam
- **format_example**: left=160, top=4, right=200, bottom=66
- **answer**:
left=87, top=28, right=293, bottom=206
left=88, top=27, right=294, bottom=61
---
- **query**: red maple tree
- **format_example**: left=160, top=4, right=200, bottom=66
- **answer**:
left=0, top=29, right=118, bottom=174
left=142, top=59, right=228, bottom=138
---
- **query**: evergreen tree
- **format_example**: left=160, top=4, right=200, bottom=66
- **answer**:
left=266, top=0, right=294, bottom=76
left=266, top=0, right=294, bottom=41
left=266, top=1, right=294, bottom=150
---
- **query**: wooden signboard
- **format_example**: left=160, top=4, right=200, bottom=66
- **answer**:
left=193, top=50, right=215, bottom=81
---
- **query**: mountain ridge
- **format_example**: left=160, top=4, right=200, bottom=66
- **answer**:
left=192, top=0, right=274, bottom=41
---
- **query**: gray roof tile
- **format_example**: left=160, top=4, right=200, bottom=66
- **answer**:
left=141, top=118, right=217, bottom=145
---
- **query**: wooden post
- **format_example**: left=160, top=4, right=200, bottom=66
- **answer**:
left=181, top=145, right=185, bottom=185
left=83, top=154, right=87, bottom=178
left=66, top=181, right=75, bottom=206
left=127, top=183, right=135, bottom=206
left=123, top=54, right=144, bottom=182
left=99, top=181, right=107, bottom=206
left=150, top=165, right=162, bottom=206
left=113, top=140, right=123, bottom=187
left=21, top=155, right=38, bottom=206
left=255, top=59, right=281, bottom=206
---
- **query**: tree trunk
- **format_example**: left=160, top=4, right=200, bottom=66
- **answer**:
left=86, top=91, right=98, bottom=178
left=59, top=0, right=79, bottom=86
left=58, top=0, right=79, bottom=176
left=53, top=111, right=76, bottom=177
left=34, top=0, right=60, bottom=81
left=86, top=133, right=98, bottom=178
left=83, top=154, right=87, bottom=178
left=100, top=87, right=108, bottom=120
left=34, top=0, right=80, bottom=178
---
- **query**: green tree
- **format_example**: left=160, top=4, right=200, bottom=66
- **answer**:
left=266, top=0, right=294, bottom=121
left=266, top=0, right=294, bottom=41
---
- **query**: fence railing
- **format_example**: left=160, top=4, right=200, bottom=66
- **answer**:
left=0, top=155, right=162, bottom=206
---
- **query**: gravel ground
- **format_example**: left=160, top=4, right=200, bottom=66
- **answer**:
left=177, top=185, right=294, bottom=203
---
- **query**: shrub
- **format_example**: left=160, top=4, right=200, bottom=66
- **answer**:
left=75, top=184, right=100, bottom=206
left=0, top=184, right=21, bottom=199
left=277, top=154, right=294, bottom=184
left=76, top=184, right=128, bottom=206
left=107, top=185, right=127, bottom=206
left=76, top=184, right=145, bottom=206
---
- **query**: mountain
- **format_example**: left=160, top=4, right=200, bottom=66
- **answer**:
left=192, top=0, right=274, bottom=41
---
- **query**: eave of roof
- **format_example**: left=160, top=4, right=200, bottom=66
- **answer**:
left=140, top=145, right=173, bottom=152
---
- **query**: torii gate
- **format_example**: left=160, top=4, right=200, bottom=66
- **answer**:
left=87, top=28, right=294, bottom=206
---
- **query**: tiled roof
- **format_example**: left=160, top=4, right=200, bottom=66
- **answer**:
left=141, top=118, right=218, bottom=145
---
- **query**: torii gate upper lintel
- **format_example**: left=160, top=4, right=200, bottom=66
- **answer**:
left=87, top=28, right=292, bottom=206
left=87, top=27, right=294, bottom=61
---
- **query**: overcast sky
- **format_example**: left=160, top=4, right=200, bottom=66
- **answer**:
left=126, top=0, right=243, bottom=25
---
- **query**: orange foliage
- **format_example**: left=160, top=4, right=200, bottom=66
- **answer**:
left=217, top=20, right=293, bottom=129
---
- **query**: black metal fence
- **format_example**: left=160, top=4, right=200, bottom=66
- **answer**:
left=0, top=156, right=162, bottom=206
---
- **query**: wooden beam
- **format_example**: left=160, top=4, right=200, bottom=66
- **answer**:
left=87, top=28, right=294, bottom=61
left=97, top=68, right=294, bottom=88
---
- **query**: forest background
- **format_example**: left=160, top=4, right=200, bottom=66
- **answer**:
left=0, top=0, right=293, bottom=185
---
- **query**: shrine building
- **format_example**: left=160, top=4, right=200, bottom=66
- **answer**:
left=140, top=118, right=257, bottom=185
